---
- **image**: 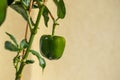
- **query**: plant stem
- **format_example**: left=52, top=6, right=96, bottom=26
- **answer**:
left=52, top=23, right=56, bottom=36
left=52, top=18, right=59, bottom=36
left=25, top=0, right=33, bottom=41
left=15, top=5, right=45, bottom=80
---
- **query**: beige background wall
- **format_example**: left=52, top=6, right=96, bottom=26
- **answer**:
left=0, top=0, right=120, bottom=80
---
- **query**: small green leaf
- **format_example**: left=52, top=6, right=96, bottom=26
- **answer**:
left=20, top=39, right=28, bottom=49
left=53, top=0, right=66, bottom=19
left=30, top=50, right=46, bottom=69
left=5, top=41, right=19, bottom=51
left=42, top=6, right=49, bottom=27
left=6, top=32, right=18, bottom=46
left=26, top=60, right=35, bottom=64
left=22, top=0, right=30, bottom=9
left=10, top=2, right=28, bottom=21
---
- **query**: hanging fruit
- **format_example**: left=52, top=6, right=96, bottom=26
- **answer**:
left=40, top=35, right=66, bottom=60
left=0, top=0, right=7, bottom=26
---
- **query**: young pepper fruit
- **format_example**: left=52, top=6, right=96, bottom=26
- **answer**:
left=40, top=35, right=66, bottom=60
left=0, top=0, right=7, bottom=26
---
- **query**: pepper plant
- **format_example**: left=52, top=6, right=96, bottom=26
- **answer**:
left=0, top=0, right=66, bottom=80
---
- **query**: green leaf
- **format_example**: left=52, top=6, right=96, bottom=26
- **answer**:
left=6, top=32, right=18, bottom=46
left=10, top=2, right=28, bottom=21
left=20, top=39, right=28, bottom=49
left=26, top=60, right=35, bottom=64
left=5, top=41, right=19, bottom=51
left=42, top=6, right=49, bottom=27
left=22, top=0, right=30, bottom=9
left=30, top=50, right=46, bottom=69
left=53, top=0, right=66, bottom=19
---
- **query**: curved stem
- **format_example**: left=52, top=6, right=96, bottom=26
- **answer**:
left=25, top=0, right=33, bottom=41
left=48, top=10, right=55, bottom=21
left=15, top=4, right=45, bottom=80
left=22, top=0, right=34, bottom=65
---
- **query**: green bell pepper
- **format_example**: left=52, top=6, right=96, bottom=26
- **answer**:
left=0, top=0, right=7, bottom=26
left=40, top=35, right=66, bottom=60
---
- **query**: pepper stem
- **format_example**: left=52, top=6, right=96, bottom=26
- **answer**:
left=52, top=18, right=59, bottom=36
left=52, top=23, right=56, bottom=36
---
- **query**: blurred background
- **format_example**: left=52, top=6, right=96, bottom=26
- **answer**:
left=0, top=0, right=120, bottom=80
